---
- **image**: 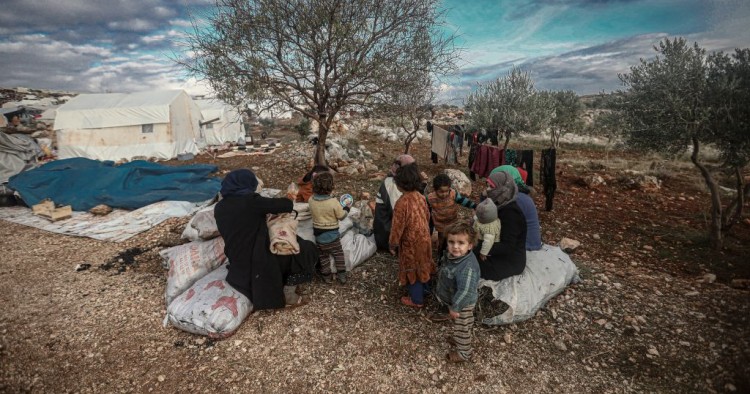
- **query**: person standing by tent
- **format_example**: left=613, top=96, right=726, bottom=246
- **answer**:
left=373, top=154, right=417, bottom=250
left=214, top=169, right=318, bottom=309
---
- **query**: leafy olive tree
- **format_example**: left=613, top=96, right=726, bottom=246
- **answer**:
left=619, top=38, right=750, bottom=249
left=180, top=0, right=457, bottom=165
left=707, top=48, right=750, bottom=230
left=464, top=67, right=551, bottom=148
left=542, top=90, right=585, bottom=148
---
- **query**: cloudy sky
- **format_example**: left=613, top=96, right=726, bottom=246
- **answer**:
left=0, top=0, right=748, bottom=103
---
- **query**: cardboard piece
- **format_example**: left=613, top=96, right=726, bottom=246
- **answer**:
left=32, top=199, right=73, bottom=221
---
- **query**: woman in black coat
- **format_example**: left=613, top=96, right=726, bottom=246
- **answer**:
left=214, top=169, right=318, bottom=310
left=477, top=171, right=527, bottom=281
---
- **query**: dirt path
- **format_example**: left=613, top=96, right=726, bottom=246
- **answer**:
left=1, top=135, right=748, bottom=393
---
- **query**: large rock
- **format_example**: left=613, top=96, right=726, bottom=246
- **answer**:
left=443, top=169, right=472, bottom=196
left=583, top=174, right=606, bottom=188
left=621, top=171, right=661, bottom=192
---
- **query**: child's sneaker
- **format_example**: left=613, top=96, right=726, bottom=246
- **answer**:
left=322, top=274, right=333, bottom=284
left=336, top=271, right=348, bottom=284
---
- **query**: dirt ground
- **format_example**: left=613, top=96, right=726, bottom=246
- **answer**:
left=1, top=127, right=748, bottom=393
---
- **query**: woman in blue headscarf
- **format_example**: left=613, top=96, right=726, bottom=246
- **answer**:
left=214, top=169, right=318, bottom=309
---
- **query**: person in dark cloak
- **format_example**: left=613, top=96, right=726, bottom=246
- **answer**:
left=477, top=171, right=527, bottom=281
left=214, top=169, right=318, bottom=309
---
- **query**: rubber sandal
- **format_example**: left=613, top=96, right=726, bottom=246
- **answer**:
left=400, top=296, right=424, bottom=308
left=446, top=350, right=468, bottom=363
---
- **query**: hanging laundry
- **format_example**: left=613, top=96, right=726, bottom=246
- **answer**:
left=470, top=145, right=503, bottom=178
left=477, top=129, right=499, bottom=146
left=431, top=125, right=450, bottom=161
left=467, top=132, right=479, bottom=180
left=505, top=149, right=518, bottom=167
left=541, top=148, right=556, bottom=211
left=519, top=150, right=534, bottom=187
left=427, top=121, right=438, bottom=164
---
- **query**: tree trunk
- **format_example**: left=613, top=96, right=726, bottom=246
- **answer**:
left=551, top=129, right=560, bottom=149
left=315, top=116, right=329, bottom=166
left=502, top=131, right=511, bottom=150
left=722, top=166, right=748, bottom=230
left=690, top=137, right=722, bottom=249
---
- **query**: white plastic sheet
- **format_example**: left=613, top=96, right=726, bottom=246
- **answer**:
left=478, top=244, right=580, bottom=325
left=0, top=200, right=209, bottom=242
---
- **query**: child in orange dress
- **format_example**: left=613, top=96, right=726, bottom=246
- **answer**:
left=389, top=163, right=435, bottom=308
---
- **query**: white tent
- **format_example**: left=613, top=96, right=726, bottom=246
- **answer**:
left=194, top=99, right=244, bottom=146
left=54, top=90, right=201, bottom=161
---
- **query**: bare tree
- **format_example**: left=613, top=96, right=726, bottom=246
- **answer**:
left=382, top=83, right=435, bottom=154
left=375, top=26, right=440, bottom=154
left=180, top=0, right=457, bottom=165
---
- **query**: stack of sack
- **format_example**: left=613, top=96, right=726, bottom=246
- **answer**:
left=162, top=192, right=377, bottom=338
left=161, top=220, right=253, bottom=338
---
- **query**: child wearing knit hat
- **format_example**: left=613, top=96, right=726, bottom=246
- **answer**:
left=473, top=198, right=500, bottom=261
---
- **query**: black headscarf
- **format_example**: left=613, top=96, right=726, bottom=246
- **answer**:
left=220, top=169, right=258, bottom=197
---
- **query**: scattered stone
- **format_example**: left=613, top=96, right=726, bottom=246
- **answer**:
left=74, top=263, right=91, bottom=272
left=700, top=273, right=716, bottom=284
left=583, top=174, right=606, bottom=188
left=725, top=383, right=737, bottom=392
left=503, top=332, right=512, bottom=344
left=157, top=375, right=165, bottom=382
left=89, top=204, right=113, bottom=216
left=592, top=234, right=600, bottom=240
left=642, top=245, right=653, bottom=251
left=648, top=347, right=660, bottom=357
left=553, top=340, right=567, bottom=352
left=559, top=237, right=581, bottom=253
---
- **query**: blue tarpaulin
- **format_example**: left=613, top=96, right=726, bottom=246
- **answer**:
left=8, top=158, right=222, bottom=211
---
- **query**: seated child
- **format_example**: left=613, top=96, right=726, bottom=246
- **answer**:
left=308, top=172, right=349, bottom=284
left=473, top=198, right=500, bottom=261
left=435, top=221, right=480, bottom=363
left=389, top=163, right=434, bottom=308
left=427, top=173, right=477, bottom=252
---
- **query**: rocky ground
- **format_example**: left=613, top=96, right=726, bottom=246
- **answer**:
left=1, top=126, right=748, bottom=393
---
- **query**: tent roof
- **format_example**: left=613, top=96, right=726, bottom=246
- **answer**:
left=54, top=90, right=189, bottom=130
left=194, top=99, right=241, bottom=123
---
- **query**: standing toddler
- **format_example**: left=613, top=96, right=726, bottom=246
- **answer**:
left=436, top=221, right=480, bottom=363
left=309, top=172, right=349, bottom=284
